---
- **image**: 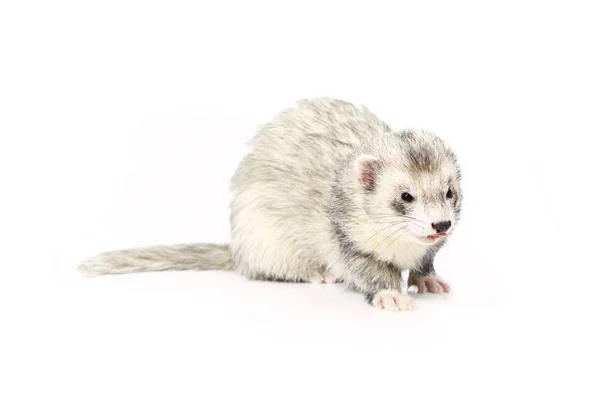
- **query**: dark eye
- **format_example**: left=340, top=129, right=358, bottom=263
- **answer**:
left=401, top=192, right=414, bottom=202
left=446, top=189, right=453, bottom=199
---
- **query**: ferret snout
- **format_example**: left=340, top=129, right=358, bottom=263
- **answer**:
left=431, top=221, right=452, bottom=233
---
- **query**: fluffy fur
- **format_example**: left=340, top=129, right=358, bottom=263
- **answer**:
left=77, top=98, right=462, bottom=311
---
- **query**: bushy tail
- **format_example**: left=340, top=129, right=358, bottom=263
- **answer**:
left=76, top=243, right=234, bottom=276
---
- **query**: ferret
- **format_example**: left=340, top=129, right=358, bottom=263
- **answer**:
left=77, top=98, right=462, bottom=312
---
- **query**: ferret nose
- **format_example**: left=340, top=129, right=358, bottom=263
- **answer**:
left=432, top=221, right=452, bottom=233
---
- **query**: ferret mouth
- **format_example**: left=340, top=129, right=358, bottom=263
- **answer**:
left=419, top=233, right=447, bottom=243
left=426, top=233, right=447, bottom=239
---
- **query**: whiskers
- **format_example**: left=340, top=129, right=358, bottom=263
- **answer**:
left=364, top=221, right=410, bottom=244
left=369, top=212, right=427, bottom=225
left=372, top=224, right=409, bottom=253
left=361, top=216, right=417, bottom=254
left=379, top=228, right=410, bottom=255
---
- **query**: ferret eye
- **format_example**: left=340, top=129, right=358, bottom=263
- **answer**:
left=401, top=192, right=414, bottom=202
left=446, top=189, right=453, bottom=199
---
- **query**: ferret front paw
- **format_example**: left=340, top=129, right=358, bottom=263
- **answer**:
left=371, top=290, right=416, bottom=312
left=409, top=274, right=451, bottom=294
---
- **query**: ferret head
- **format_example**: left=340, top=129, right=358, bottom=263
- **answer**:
left=353, top=130, right=462, bottom=246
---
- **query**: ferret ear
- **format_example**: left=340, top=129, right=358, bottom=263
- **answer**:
left=354, top=154, right=380, bottom=191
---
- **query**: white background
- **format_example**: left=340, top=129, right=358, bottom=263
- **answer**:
left=1, top=1, right=598, bottom=399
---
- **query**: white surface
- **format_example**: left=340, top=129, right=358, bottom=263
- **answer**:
left=1, top=1, right=598, bottom=399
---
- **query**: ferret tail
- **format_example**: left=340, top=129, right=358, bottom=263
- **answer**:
left=76, top=243, right=234, bottom=276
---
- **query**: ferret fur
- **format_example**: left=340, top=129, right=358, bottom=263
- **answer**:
left=77, top=98, right=462, bottom=311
